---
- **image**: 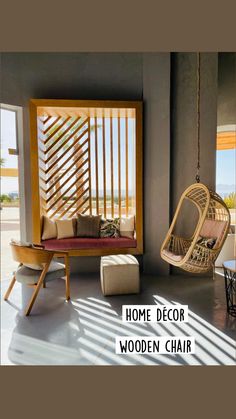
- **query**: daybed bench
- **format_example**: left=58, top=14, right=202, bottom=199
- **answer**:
left=40, top=215, right=141, bottom=256
left=42, top=237, right=138, bottom=256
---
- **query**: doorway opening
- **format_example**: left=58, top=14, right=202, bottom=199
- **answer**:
left=0, top=104, right=25, bottom=280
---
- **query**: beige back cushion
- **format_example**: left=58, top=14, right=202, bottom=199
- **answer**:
left=56, top=219, right=75, bottom=239
left=200, top=219, right=228, bottom=247
left=41, top=216, right=57, bottom=240
left=120, top=216, right=135, bottom=239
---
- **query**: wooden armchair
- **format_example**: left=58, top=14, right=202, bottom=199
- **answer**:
left=4, top=244, right=70, bottom=316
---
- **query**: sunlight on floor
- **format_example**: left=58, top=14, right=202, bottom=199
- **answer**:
left=3, top=290, right=235, bottom=366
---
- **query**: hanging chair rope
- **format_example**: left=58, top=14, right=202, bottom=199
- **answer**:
left=196, top=52, right=201, bottom=183
left=160, top=52, right=231, bottom=274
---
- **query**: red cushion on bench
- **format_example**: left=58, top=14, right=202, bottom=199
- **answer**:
left=41, top=237, right=137, bottom=250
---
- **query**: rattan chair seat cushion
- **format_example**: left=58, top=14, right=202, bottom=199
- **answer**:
left=161, top=249, right=184, bottom=262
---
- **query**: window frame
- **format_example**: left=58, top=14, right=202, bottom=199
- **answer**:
left=0, top=103, right=26, bottom=242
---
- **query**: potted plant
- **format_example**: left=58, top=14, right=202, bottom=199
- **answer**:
left=224, top=192, right=236, bottom=226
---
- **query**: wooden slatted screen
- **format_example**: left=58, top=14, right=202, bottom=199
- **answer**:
left=38, top=115, right=90, bottom=218
left=36, top=107, right=137, bottom=220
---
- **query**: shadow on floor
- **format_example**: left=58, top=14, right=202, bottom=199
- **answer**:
left=2, top=273, right=235, bottom=366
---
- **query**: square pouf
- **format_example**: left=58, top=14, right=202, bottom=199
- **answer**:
left=100, top=254, right=140, bottom=296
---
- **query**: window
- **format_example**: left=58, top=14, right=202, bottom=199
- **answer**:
left=216, top=124, right=236, bottom=216
left=1, top=104, right=25, bottom=278
left=30, top=100, right=143, bottom=252
left=216, top=125, right=236, bottom=202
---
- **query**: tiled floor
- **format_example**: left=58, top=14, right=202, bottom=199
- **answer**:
left=1, top=272, right=235, bottom=365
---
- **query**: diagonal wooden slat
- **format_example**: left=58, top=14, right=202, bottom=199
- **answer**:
left=38, top=156, right=46, bottom=165
left=58, top=186, right=90, bottom=218
left=46, top=152, right=89, bottom=193
left=38, top=117, right=45, bottom=130
left=38, top=127, right=45, bottom=137
left=39, top=165, right=46, bottom=177
left=46, top=161, right=89, bottom=204
left=82, top=205, right=90, bottom=214
left=46, top=168, right=89, bottom=211
left=49, top=177, right=89, bottom=217
left=43, top=115, right=51, bottom=125
left=45, top=128, right=89, bottom=172
left=47, top=173, right=89, bottom=215
left=45, top=117, right=88, bottom=162
left=44, top=116, right=71, bottom=145
left=46, top=144, right=89, bottom=186
left=45, top=116, right=83, bottom=149
left=69, top=196, right=90, bottom=218
left=38, top=143, right=46, bottom=153
left=64, top=202, right=89, bottom=218
left=38, top=156, right=46, bottom=167
left=39, top=183, right=47, bottom=196
left=39, top=174, right=47, bottom=184
left=41, top=116, right=90, bottom=219
left=44, top=116, right=61, bottom=135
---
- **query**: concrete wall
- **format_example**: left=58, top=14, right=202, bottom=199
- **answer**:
left=0, top=52, right=219, bottom=275
left=170, top=53, right=218, bottom=274
left=217, top=52, right=236, bottom=126
left=0, top=53, right=143, bottom=263
left=143, top=53, right=170, bottom=274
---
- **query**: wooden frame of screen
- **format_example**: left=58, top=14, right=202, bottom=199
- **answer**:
left=29, top=99, right=143, bottom=256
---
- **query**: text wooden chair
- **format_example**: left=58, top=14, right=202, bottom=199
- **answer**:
left=4, top=244, right=70, bottom=316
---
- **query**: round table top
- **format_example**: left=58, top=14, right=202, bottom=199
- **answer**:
left=223, top=260, right=236, bottom=273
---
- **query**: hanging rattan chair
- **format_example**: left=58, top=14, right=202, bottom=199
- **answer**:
left=161, top=53, right=231, bottom=274
left=160, top=183, right=231, bottom=273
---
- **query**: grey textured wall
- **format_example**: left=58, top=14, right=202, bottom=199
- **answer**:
left=217, top=52, right=236, bottom=126
left=170, top=53, right=218, bottom=274
left=0, top=53, right=143, bottom=104
left=0, top=53, right=143, bottom=253
left=171, top=53, right=218, bottom=210
left=0, top=52, right=219, bottom=275
left=143, top=53, right=170, bottom=274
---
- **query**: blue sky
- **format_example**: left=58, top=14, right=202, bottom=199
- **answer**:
left=1, top=109, right=18, bottom=169
left=1, top=109, right=19, bottom=194
left=89, top=117, right=135, bottom=195
left=216, top=149, right=236, bottom=185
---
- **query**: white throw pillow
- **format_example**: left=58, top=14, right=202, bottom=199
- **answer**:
left=41, top=216, right=57, bottom=240
left=56, top=219, right=75, bottom=239
left=119, top=216, right=135, bottom=239
left=24, top=263, right=44, bottom=270
left=24, top=260, right=65, bottom=271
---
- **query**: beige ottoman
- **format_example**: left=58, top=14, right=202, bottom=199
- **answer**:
left=100, top=254, right=140, bottom=296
